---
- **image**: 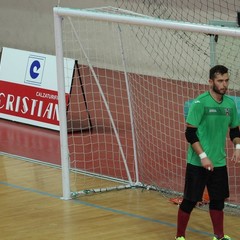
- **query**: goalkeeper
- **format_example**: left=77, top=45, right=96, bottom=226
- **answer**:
left=175, top=65, right=240, bottom=240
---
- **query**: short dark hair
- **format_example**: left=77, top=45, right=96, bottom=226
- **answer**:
left=209, top=65, right=228, bottom=80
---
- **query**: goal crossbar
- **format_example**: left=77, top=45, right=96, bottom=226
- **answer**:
left=54, top=7, right=240, bottom=38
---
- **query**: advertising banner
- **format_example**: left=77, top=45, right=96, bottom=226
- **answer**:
left=0, top=47, right=75, bottom=130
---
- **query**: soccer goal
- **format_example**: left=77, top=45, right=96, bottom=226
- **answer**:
left=53, top=5, right=240, bottom=211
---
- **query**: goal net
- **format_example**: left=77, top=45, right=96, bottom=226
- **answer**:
left=53, top=5, right=240, bottom=211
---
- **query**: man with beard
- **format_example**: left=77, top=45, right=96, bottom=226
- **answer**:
left=175, top=65, right=240, bottom=240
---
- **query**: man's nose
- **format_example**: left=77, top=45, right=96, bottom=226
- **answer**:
left=223, top=81, right=228, bottom=87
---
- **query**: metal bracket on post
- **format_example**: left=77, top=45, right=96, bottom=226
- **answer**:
left=209, top=18, right=239, bottom=67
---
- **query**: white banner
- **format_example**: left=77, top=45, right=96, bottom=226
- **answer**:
left=0, top=47, right=75, bottom=130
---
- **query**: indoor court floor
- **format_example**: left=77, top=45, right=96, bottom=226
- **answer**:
left=0, top=119, right=239, bottom=240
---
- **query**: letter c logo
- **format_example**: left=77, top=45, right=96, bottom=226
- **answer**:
left=30, top=60, right=41, bottom=79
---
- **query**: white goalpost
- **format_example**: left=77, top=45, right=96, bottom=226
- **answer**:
left=53, top=5, right=240, bottom=212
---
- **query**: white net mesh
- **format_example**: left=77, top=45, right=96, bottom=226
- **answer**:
left=55, top=6, right=240, bottom=213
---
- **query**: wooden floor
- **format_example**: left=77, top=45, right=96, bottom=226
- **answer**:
left=0, top=119, right=239, bottom=239
left=0, top=154, right=239, bottom=240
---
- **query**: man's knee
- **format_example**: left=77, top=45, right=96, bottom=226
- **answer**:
left=180, top=199, right=197, bottom=213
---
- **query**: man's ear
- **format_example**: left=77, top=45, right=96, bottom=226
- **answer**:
left=209, top=79, right=213, bottom=85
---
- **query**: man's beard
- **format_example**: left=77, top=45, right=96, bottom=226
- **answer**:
left=212, top=85, right=227, bottom=95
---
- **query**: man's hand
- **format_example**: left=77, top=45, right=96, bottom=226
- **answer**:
left=231, top=149, right=240, bottom=163
left=201, top=157, right=214, bottom=171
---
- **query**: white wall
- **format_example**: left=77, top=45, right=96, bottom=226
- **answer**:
left=0, top=0, right=116, bottom=55
left=1, top=0, right=239, bottom=88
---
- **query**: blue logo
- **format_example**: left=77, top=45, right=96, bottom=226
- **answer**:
left=25, top=55, right=46, bottom=85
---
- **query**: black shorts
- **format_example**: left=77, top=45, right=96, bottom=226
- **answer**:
left=183, top=163, right=229, bottom=202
